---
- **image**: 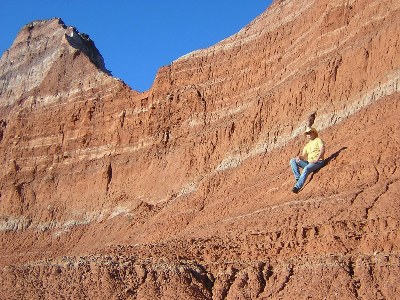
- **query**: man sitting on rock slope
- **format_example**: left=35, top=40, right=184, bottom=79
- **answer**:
left=290, top=126, right=325, bottom=193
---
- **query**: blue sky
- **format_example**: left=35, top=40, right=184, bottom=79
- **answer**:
left=1, top=1, right=272, bottom=92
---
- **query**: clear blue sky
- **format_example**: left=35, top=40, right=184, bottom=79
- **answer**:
left=1, top=1, right=272, bottom=92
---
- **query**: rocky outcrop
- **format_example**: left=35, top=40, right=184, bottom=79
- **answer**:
left=0, top=18, right=120, bottom=109
left=0, top=0, right=399, bottom=299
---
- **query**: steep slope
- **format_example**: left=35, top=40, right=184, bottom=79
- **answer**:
left=0, top=0, right=399, bottom=299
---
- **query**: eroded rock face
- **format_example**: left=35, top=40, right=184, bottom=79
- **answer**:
left=0, top=0, right=399, bottom=299
left=0, top=18, right=117, bottom=109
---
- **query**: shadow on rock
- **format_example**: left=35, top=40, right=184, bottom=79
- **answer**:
left=308, top=146, right=348, bottom=183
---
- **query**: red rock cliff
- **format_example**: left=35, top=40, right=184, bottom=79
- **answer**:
left=0, top=0, right=399, bottom=299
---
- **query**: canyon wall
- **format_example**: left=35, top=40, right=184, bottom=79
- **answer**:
left=0, top=0, right=399, bottom=299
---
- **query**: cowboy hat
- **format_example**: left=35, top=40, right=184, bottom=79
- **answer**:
left=304, top=126, right=318, bottom=135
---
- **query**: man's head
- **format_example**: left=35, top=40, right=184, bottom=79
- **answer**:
left=305, top=127, right=318, bottom=139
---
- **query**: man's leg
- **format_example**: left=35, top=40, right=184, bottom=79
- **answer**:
left=294, top=160, right=325, bottom=190
left=290, top=158, right=308, bottom=181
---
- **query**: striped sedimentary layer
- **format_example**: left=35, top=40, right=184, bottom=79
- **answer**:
left=0, top=0, right=399, bottom=299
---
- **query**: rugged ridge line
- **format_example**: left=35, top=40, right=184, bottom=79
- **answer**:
left=0, top=18, right=127, bottom=109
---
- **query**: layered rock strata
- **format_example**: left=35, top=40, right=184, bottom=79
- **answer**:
left=0, top=0, right=399, bottom=299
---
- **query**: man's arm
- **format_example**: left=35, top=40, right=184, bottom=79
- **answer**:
left=296, top=147, right=308, bottom=162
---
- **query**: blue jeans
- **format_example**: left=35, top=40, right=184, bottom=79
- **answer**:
left=290, top=158, right=325, bottom=190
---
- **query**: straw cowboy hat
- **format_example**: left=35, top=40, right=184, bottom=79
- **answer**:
left=304, top=126, right=318, bottom=135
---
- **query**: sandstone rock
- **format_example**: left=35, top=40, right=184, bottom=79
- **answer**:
left=0, top=0, right=399, bottom=299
